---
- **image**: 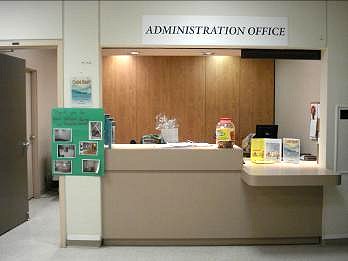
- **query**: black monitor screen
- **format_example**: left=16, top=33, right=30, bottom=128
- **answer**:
left=255, top=125, right=278, bottom=138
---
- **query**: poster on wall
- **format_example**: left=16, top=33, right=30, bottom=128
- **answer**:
left=309, top=102, right=320, bottom=140
left=71, top=76, right=92, bottom=106
left=51, top=108, right=104, bottom=176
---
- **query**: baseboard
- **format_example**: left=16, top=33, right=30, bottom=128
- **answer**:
left=103, top=237, right=320, bottom=246
left=67, top=234, right=101, bottom=247
left=67, top=239, right=102, bottom=247
left=322, top=238, right=348, bottom=245
left=322, top=233, right=348, bottom=240
left=322, top=234, right=348, bottom=245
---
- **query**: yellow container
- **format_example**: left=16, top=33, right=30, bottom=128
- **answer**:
left=216, top=117, right=235, bottom=148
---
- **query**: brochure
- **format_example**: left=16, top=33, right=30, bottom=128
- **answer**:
left=283, top=138, right=300, bottom=163
left=264, top=138, right=282, bottom=162
left=251, top=138, right=265, bottom=163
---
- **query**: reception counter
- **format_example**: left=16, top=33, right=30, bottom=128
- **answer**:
left=102, top=144, right=340, bottom=245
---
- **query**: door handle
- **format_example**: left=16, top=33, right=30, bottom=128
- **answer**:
left=21, top=140, right=30, bottom=148
left=30, top=135, right=36, bottom=141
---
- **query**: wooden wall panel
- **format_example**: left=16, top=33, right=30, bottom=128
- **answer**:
left=102, top=56, right=137, bottom=143
left=103, top=55, right=274, bottom=145
left=239, top=59, right=275, bottom=142
left=205, top=56, right=241, bottom=145
left=136, top=57, right=205, bottom=142
left=102, top=56, right=113, bottom=115
left=167, top=57, right=205, bottom=141
left=135, top=57, right=166, bottom=140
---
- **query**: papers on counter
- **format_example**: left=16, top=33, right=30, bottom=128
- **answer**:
left=163, top=142, right=214, bottom=148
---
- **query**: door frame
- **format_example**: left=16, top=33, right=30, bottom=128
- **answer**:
left=25, top=68, right=39, bottom=199
left=0, top=39, right=66, bottom=247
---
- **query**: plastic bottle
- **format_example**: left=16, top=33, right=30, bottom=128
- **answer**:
left=216, top=117, right=235, bottom=148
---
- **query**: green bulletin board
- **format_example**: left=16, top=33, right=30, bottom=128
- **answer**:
left=51, top=108, right=104, bottom=176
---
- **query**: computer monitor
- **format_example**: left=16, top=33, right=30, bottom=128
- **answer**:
left=255, top=125, right=278, bottom=138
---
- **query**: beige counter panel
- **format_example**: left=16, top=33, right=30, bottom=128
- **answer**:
left=242, top=159, right=341, bottom=187
left=102, top=170, right=322, bottom=240
left=102, top=146, right=322, bottom=244
left=105, top=144, right=243, bottom=171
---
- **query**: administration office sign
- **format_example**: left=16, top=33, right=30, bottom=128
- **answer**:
left=142, top=15, right=288, bottom=46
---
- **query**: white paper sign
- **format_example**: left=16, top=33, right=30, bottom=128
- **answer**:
left=142, top=15, right=288, bottom=46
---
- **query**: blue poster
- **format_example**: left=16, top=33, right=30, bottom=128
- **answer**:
left=71, top=77, right=92, bottom=106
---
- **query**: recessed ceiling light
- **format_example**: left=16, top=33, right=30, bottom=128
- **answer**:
left=203, top=51, right=214, bottom=56
left=129, top=51, right=139, bottom=55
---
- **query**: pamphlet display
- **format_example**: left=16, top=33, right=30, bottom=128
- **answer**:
left=51, top=108, right=104, bottom=176
left=251, top=137, right=301, bottom=164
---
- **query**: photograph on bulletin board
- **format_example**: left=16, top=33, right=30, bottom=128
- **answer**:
left=51, top=108, right=104, bottom=176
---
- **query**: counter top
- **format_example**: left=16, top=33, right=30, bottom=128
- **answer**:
left=109, top=143, right=221, bottom=150
left=241, top=159, right=341, bottom=186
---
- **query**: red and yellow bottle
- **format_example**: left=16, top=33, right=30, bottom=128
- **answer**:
left=216, top=117, right=235, bottom=148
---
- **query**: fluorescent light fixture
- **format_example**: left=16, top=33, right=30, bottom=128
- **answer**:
left=129, top=51, right=139, bottom=55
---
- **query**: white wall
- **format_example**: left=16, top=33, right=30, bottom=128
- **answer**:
left=63, top=1, right=101, bottom=242
left=0, top=1, right=62, bottom=40
left=100, top=0, right=326, bottom=49
left=10, top=49, right=57, bottom=194
left=322, top=1, right=348, bottom=239
left=324, top=2, right=348, bottom=170
left=275, top=60, right=321, bottom=156
left=63, top=1, right=100, bottom=108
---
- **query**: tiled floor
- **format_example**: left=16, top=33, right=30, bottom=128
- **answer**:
left=1, top=195, right=348, bottom=261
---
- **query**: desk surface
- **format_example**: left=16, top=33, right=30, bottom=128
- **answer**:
left=242, top=159, right=341, bottom=186
left=110, top=143, right=227, bottom=150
